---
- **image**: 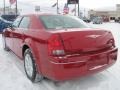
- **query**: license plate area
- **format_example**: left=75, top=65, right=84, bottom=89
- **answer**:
left=87, top=54, right=108, bottom=70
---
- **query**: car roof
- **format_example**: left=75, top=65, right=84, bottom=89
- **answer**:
left=0, top=17, right=13, bottom=23
left=0, top=14, right=18, bottom=22
left=21, top=13, right=77, bottom=19
left=21, top=12, right=57, bottom=17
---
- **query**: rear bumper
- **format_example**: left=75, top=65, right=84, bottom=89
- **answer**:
left=46, top=48, right=118, bottom=81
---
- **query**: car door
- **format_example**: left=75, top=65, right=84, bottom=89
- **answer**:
left=5, top=16, right=22, bottom=51
left=12, top=16, right=30, bottom=58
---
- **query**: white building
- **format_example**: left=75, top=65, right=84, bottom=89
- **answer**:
left=88, top=4, right=120, bottom=21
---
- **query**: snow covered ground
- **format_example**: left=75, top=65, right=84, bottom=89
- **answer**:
left=0, top=22, right=120, bottom=90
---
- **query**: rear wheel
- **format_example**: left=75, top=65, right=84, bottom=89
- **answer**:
left=2, top=34, right=9, bottom=51
left=24, top=49, right=43, bottom=82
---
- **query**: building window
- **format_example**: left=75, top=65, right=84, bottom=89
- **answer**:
left=110, top=17, right=115, bottom=20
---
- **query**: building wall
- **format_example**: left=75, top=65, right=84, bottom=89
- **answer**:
left=88, top=4, right=120, bottom=21
left=116, top=4, right=120, bottom=18
left=117, top=4, right=120, bottom=11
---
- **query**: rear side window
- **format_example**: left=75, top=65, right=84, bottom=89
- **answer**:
left=39, top=15, right=89, bottom=30
left=13, top=17, right=22, bottom=27
left=19, top=17, right=30, bottom=28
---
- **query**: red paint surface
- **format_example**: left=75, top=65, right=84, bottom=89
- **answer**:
left=3, top=14, right=118, bottom=81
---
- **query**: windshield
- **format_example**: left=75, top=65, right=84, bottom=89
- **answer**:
left=39, top=15, right=89, bottom=30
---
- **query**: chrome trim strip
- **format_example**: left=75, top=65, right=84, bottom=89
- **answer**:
left=89, top=64, right=107, bottom=70
left=50, top=60, right=87, bottom=65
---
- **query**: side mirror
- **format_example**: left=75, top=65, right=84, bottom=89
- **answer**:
left=8, top=24, right=15, bottom=31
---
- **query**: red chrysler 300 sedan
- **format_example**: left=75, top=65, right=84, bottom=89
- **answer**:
left=2, top=14, right=118, bottom=82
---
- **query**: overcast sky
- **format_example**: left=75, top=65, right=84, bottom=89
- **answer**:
left=0, top=0, right=120, bottom=14
left=1, top=0, right=119, bottom=8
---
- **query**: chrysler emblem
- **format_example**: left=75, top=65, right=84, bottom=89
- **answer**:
left=86, top=35, right=101, bottom=38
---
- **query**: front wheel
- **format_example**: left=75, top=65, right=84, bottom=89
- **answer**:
left=24, top=49, right=43, bottom=82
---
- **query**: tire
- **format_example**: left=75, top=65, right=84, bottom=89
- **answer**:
left=24, top=49, right=43, bottom=82
left=2, top=34, right=9, bottom=51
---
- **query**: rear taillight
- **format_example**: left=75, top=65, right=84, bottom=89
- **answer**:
left=48, top=34, right=65, bottom=56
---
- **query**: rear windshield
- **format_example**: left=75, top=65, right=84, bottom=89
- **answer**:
left=39, top=15, right=89, bottom=30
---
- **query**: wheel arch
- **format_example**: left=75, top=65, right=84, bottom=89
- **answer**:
left=22, top=44, right=30, bottom=57
left=22, top=38, right=33, bottom=58
left=22, top=38, right=43, bottom=76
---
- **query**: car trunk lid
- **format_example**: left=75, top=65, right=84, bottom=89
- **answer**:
left=57, top=29, right=113, bottom=54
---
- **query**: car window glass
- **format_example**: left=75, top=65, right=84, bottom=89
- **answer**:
left=12, top=17, right=22, bottom=27
left=39, top=15, right=90, bottom=30
left=19, top=17, right=30, bottom=28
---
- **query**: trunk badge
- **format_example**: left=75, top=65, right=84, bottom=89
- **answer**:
left=86, top=35, right=101, bottom=39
